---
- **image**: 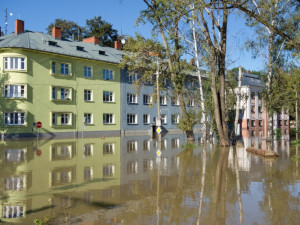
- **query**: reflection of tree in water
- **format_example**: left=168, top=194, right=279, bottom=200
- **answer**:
left=259, top=154, right=300, bottom=225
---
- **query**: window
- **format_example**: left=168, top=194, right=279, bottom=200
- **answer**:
left=103, top=69, right=113, bottom=80
left=127, top=161, right=138, bottom=174
left=4, top=57, right=26, bottom=71
left=284, top=120, right=288, bottom=126
left=61, top=63, right=69, bottom=75
left=84, top=113, right=93, bottom=124
left=143, top=94, right=152, bottom=105
left=143, top=159, right=153, bottom=172
left=127, top=114, right=137, bottom=124
left=127, top=93, right=137, bottom=104
left=171, top=97, right=179, bottom=106
left=103, top=91, right=114, bottom=102
left=143, top=140, right=150, bottom=151
left=4, top=85, right=25, bottom=98
left=128, top=73, right=138, bottom=83
left=171, top=114, right=179, bottom=124
left=84, top=144, right=93, bottom=156
left=84, top=90, right=92, bottom=101
left=143, top=114, right=150, bottom=124
left=84, top=66, right=92, bottom=78
left=103, top=164, right=115, bottom=177
left=259, top=120, right=263, bottom=127
left=188, top=99, right=195, bottom=107
left=160, top=96, right=167, bottom=105
left=4, top=112, right=25, bottom=125
left=103, top=143, right=115, bottom=155
left=51, top=87, right=72, bottom=101
left=171, top=138, right=180, bottom=149
left=251, top=106, right=255, bottom=113
left=61, top=114, right=70, bottom=125
left=127, top=141, right=138, bottom=153
left=258, top=106, right=262, bottom=113
left=251, top=92, right=255, bottom=99
left=84, top=167, right=93, bottom=180
left=61, top=88, right=71, bottom=100
left=251, top=120, right=255, bottom=127
left=52, top=113, right=72, bottom=126
left=51, top=61, right=71, bottom=76
left=103, top=113, right=114, bottom=124
left=161, top=114, right=167, bottom=124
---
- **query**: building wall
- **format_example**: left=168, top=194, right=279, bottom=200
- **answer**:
left=0, top=48, right=121, bottom=137
left=120, top=70, right=202, bottom=135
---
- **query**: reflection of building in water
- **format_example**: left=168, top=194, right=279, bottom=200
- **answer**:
left=0, top=137, right=121, bottom=224
left=228, top=145, right=251, bottom=172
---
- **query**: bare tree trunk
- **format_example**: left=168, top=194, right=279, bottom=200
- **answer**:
left=233, top=67, right=243, bottom=140
left=190, top=8, right=208, bottom=142
left=197, top=145, right=206, bottom=225
left=296, top=90, right=299, bottom=140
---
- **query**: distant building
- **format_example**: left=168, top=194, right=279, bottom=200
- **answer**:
left=237, top=72, right=289, bottom=139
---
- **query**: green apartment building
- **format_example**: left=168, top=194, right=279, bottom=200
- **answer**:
left=0, top=20, right=122, bottom=138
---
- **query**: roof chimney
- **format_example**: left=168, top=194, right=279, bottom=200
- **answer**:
left=52, top=26, right=61, bottom=39
left=114, top=41, right=122, bottom=50
left=190, top=58, right=195, bottom=65
left=82, top=36, right=99, bottom=45
left=15, top=19, right=24, bottom=34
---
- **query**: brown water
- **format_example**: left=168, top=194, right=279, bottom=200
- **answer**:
left=0, top=134, right=299, bottom=225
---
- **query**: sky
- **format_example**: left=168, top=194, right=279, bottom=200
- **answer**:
left=1, top=0, right=266, bottom=71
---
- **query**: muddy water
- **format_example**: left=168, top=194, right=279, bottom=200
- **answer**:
left=0, top=134, right=299, bottom=225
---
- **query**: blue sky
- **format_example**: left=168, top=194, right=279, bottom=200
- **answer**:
left=1, top=0, right=265, bottom=71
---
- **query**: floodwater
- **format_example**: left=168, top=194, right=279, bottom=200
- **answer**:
left=0, top=134, right=299, bottom=225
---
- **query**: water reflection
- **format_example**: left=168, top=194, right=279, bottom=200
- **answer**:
left=0, top=134, right=299, bottom=224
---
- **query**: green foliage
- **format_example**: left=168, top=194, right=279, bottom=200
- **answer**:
left=33, top=215, right=53, bottom=225
left=290, top=128, right=300, bottom=137
left=274, top=128, right=282, bottom=140
left=46, top=18, right=85, bottom=40
left=291, top=139, right=300, bottom=146
left=177, top=109, right=200, bottom=132
left=46, top=16, right=119, bottom=47
left=85, top=16, right=118, bottom=47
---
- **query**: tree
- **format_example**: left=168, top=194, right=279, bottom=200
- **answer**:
left=140, top=0, right=198, bottom=141
left=228, top=0, right=300, bottom=51
left=85, top=16, right=119, bottom=47
left=46, top=19, right=85, bottom=40
left=189, top=0, right=230, bottom=146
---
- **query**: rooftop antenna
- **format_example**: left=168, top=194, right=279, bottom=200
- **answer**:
left=5, top=8, right=13, bottom=35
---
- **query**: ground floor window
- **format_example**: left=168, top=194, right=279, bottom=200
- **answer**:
left=4, top=112, right=25, bottom=125
left=127, top=114, right=137, bottom=124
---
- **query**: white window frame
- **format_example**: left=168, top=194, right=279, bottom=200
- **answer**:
left=61, top=113, right=70, bottom=125
left=61, top=63, right=69, bottom=75
left=127, top=114, right=137, bottom=124
left=160, top=96, right=167, bottom=105
left=103, top=164, right=115, bottom=177
left=143, top=94, right=152, bottom=105
left=103, top=113, right=114, bottom=124
left=103, top=143, right=115, bottom=155
left=103, top=69, right=113, bottom=80
left=143, top=114, right=150, bottom=124
left=4, top=112, right=26, bottom=126
left=84, top=113, right=93, bottom=124
left=103, top=91, right=114, bottom=102
left=61, top=88, right=71, bottom=100
left=172, top=114, right=179, bottom=124
left=127, top=141, right=138, bottom=153
left=188, top=99, right=195, bottom=107
left=127, top=93, right=137, bottom=104
left=84, top=90, right=92, bottom=101
left=84, top=66, right=92, bottom=78
left=4, top=85, right=26, bottom=98
left=4, top=57, right=26, bottom=71
left=161, top=114, right=167, bottom=124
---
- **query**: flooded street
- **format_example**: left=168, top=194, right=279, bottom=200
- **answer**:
left=0, top=134, right=299, bottom=225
